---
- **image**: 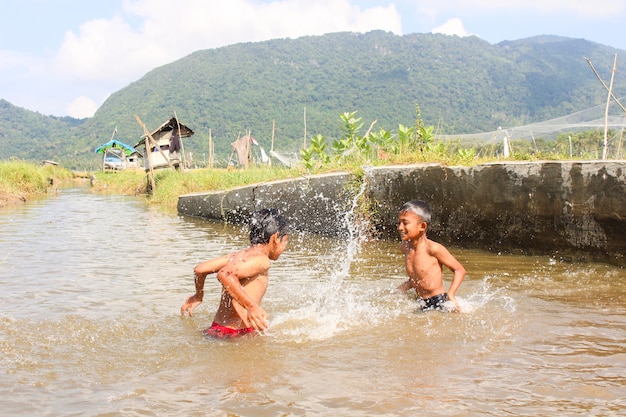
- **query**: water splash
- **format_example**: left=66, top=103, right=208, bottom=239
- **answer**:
left=266, top=168, right=519, bottom=342
left=272, top=170, right=378, bottom=341
left=459, top=276, right=517, bottom=314
left=333, top=167, right=372, bottom=281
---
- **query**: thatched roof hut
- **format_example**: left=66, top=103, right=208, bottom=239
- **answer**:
left=134, top=117, right=194, bottom=171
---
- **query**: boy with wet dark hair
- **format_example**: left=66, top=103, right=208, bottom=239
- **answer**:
left=181, top=208, right=289, bottom=337
left=396, top=200, right=466, bottom=312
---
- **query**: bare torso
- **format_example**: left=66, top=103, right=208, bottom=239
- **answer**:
left=214, top=273, right=268, bottom=328
left=403, top=239, right=446, bottom=299
left=213, top=246, right=271, bottom=329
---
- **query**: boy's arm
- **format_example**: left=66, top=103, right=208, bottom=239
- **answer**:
left=432, top=243, right=466, bottom=308
left=396, top=279, right=413, bottom=293
left=193, top=255, right=231, bottom=297
left=180, top=254, right=230, bottom=317
left=216, top=256, right=271, bottom=331
left=396, top=243, right=413, bottom=293
left=446, top=266, right=465, bottom=307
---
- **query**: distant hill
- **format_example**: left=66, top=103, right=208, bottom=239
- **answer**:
left=1, top=30, right=624, bottom=169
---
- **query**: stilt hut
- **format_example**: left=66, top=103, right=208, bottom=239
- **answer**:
left=134, top=117, right=194, bottom=171
left=94, top=139, right=140, bottom=171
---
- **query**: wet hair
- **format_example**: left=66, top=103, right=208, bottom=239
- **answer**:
left=249, top=208, right=289, bottom=244
left=399, top=199, right=432, bottom=225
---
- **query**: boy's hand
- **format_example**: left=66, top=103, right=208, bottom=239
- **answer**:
left=181, top=294, right=202, bottom=317
left=244, top=304, right=269, bottom=331
left=448, top=294, right=461, bottom=313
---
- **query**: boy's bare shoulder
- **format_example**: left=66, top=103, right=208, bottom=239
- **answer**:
left=227, top=246, right=271, bottom=268
left=425, top=238, right=448, bottom=254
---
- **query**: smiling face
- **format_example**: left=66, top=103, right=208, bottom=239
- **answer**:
left=398, top=210, right=427, bottom=242
left=268, top=233, right=289, bottom=260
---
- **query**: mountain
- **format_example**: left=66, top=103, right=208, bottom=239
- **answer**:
left=1, top=31, right=624, bottom=169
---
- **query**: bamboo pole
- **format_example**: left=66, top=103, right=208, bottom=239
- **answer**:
left=270, top=120, right=275, bottom=167
left=246, top=129, right=251, bottom=167
left=134, top=116, right=156, bottom=191
left=208, top=128, right=214, bottom=169
left=364, top=119, right=377, bottom=137
left=602, top=54, right=617, bottom=160
left=569, top=135, right=573, bottom=158
left=174, top=111, right=187, bottom=169
left=134, top=116, right=173, bottom=169
left=617, top=128, right=624, bottom=158
left=102, top=126, right=118, bottom=172
left=303, top=107, right=307, bottom=149
left=134, top=115, right=174, bottom=191
left=585, top=56, right=626, bottom=113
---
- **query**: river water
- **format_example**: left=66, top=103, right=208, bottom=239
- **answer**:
left=1, top=185, right=625, bottom=416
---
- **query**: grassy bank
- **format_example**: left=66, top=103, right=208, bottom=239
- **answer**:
left=1, top=160, right=364, bottom=210
left=91, top=166, right=311, bottom=208
left=0, top=161, right=75, bottom=206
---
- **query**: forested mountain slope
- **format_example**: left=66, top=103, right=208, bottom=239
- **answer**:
left=1, top=31, right=623, bottom=169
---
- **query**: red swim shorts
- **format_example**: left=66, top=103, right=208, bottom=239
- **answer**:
left=203, top=321, right=255, bottom=339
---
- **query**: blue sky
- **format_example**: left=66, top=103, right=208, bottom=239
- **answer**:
left=1, top=0, right=625, bottom=118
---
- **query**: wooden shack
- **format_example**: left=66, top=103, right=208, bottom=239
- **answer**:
left=134, top=117, right=194, bottom=171
left=94, top=139, right=141, bottom=171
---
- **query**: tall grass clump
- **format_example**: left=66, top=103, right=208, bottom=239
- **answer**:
left=0, top=161, right=73, bottom=197
left=92, top=170, right=147, bottom=195
left=148, top=166, right=307, bottom=208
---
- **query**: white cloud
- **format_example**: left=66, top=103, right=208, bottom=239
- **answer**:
left=55, top=16, right=168, bottom=81
left=431, top=18, right=471, bottom=37
left=66, top=96, right=99, bottom=119
left=12, top=0, right=400, bottom=118
left=413, top=0, right=626, bottom=18
left=55, top=0, right=402, bottom=83
left=45, top=0, right=402, bottom=117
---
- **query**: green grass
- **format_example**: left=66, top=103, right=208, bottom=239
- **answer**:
left=4, top=135, right=619, bottom=211
left=151, top=166, right=312, bottom=207
left=90, top=148, right=486, bottom=209
left=0, top=161, right=74, bottom=198
left=91, top=169, right=147, bottom=195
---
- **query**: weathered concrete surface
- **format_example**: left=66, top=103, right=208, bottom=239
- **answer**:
left=368, top=161, right=626, bottom=265
left=177, top=172, right=354, bottom=235
left=178, top=161, right=626, bottom=266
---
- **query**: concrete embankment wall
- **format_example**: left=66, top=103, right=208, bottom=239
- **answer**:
left=178, top=161, right=626, bottom=266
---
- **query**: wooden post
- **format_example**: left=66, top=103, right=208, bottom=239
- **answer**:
left=602, top=54, right=618, bottom=160
left=568, top=135, right=573, bottom=158
left=585, top=55, right=626, bottom=159
left=303, top=107, right=307, bottom=149
left=531, top=132, right=538, bottom=152
left=174, top=111, right=187, bottom=169
left=134, top=116, right=156, bottom=192
left=585, top=56, right=626, bottom=112
left=246, top=129, right=251, bottom=167
left=208, top=128, right=214, bottom=169
left=133, top=115, right=173, bottom=169
left=134, top=115, right=174, bottom=191
left=102, top=126, right=117, bottom=172
left=270, top=120, right=275, bottom=167
left=617, top=125, right=624, bottom=158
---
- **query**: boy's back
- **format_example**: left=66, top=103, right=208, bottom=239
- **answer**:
left=212, top=246, right=272, bottom=329
left=180, top=208, right=289, bottom=337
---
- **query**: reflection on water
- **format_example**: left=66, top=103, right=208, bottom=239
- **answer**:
left=0, top=187, right=624, bottom=416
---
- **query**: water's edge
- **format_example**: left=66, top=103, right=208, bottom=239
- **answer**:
left=178, top=161, right=626, bottom=266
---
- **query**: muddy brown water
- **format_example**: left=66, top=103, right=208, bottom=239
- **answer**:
left=1, top=186, right=624, bottom=416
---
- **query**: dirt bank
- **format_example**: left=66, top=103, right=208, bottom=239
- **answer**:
left=0, top=191, right=26, bottom=208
